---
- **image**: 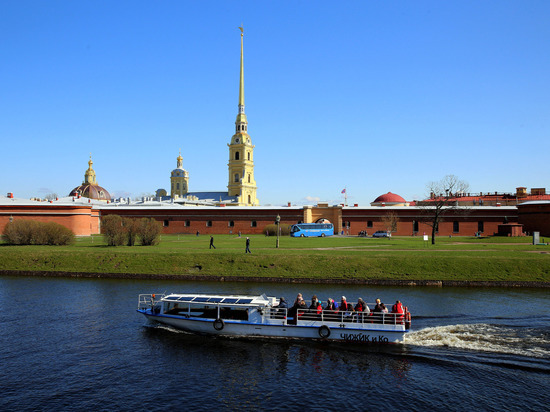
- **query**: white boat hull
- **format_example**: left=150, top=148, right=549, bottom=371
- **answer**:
left=139, top=310, right=407, bottom=344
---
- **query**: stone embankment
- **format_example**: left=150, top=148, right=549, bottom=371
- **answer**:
left=1, top=270, right=549, bottom=288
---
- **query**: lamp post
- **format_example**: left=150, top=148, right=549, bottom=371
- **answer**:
left=275, top=214, right=280, bottom=248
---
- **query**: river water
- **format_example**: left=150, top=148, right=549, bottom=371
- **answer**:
left=1, top=276, right=548, bottom=411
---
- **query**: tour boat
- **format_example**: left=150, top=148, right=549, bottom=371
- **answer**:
left=137, top=293, right=411, bottom=343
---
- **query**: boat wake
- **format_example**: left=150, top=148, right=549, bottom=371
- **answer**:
left=406, top=323, right=550, bottom=358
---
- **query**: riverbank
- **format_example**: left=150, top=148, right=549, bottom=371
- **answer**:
left=2, top=269, right=549, bottom=287
left=1, top=234, right=549, bottom=286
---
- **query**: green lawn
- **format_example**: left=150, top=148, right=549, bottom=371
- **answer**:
left=1, top=234, right=549, bottom=283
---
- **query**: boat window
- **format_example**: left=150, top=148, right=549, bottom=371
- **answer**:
left=177, top=296, right=194, bottom=301
left=209, top=297, right=224, bottom=303
left=194, top=297, right=210, bottom=302
left=236, top=298, right=253, bottom=304
left=222, top=298, right=238, bottom=304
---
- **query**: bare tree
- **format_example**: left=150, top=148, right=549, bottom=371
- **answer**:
left=419, top=175, right=469, bottom=244
left=381, top=211, right=398, bottom=234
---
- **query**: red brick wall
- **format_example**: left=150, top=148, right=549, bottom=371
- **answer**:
left=99, top=207, right=304, bottom=235
left=341, top=207, right=517, bottom=237
left=518, top=203, right=550, bottom=236
left=0, top=203, right=523, bottom=238
left=0, top=205, right=98, bottom=236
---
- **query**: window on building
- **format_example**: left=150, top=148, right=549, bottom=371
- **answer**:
left=235, top=151, right=240, bottom=160
left=163, top=220, right=169, bottom=227
left=234, top=173, right=239, bottom=183
left=185, top=220, right=191, bottom=227
left=413, top=220, right=419, bottom=232
left=478, top=221, right=484, bottom=233
left=176, top=183, right=180, bottom=190
left=248, top=195, right=251, bottom=204
left=248, top=174, right=251, bottom=183
left=247, top=152, right=250, bottom=161
left=367, top=221, right=373, bottom=228
left=228, top=221, right=234, bottom=227
left=206, top=221, right=212, bottom=227
left=251, top=221, right=257, bottom=227
left=453, top=221, right=459, bottom=233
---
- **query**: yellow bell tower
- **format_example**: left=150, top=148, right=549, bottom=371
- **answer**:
left=227, top=26, right=258, bottom=206
left=171, top=151, right=189, bottom=199
left=84, top=155, right=97, bottom=185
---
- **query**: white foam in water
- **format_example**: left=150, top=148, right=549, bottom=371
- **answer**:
left=406, top=324, right=550, bottom=358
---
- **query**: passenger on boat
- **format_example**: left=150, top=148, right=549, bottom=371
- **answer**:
left=288, top=294, right=306, bottom=323
left=354, top=298, right=370, bottom=313
left=339, top=296, right=353, bottom=312
left=274, top=297, right=288, bottom=319
left=339, top=297, right=354, bottom=321
left=275, top=297, right=288, bottom=308
left=373, top=298, right=385, bottom=323
left=324, top=298, right=336, bottom=311
left=391, top=300, right=404, bottom=323
left=309, top=295, right=320, bottom=310
left=312, top=299, right=322, bottom=314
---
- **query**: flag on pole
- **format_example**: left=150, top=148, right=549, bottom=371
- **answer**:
left=341, top=188, right=346, bottom=194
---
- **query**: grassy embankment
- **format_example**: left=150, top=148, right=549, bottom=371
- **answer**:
left=1, top=234, right=549, bottom=284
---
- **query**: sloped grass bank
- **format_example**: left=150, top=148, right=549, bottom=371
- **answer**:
left=0, top=240, right=549, bottom=284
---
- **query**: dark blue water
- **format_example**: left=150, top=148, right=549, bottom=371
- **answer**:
left=1, top=276, right=549, bottom=411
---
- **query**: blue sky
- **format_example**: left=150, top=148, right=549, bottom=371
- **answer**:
left=1, top=1, right=548, bottom=205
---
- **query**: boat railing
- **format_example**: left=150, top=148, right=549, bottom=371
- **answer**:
left=265, top=307, right=288, bottom=321
left=138, top=294, right=164, bottom=311
left=264, top=307, right=404, bottom=325
left=294, top=309, right=405, bottom=325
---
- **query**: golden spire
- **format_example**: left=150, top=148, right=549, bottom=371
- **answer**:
left=235, top=25, right=247, bottom=129
left=83, top=154, right=97, bottom=185
left=238, top=25, right=245, bottom=111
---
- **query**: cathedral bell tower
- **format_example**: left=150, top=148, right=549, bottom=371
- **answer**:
left=171, top=151, right=189, bottom=199
left=227, top=26, right=258, bottom=206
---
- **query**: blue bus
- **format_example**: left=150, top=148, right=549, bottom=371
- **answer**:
left=290, top=223, right=334, bottom=237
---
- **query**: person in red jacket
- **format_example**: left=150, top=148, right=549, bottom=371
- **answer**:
left=391, top=300, right=405, bottom=324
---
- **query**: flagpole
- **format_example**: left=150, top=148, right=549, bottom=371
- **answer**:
left=342, top=187, right=347, bottom=207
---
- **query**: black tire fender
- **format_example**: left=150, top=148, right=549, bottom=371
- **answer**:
left=318, top=325, right=331, bottom=339
left=213, top=318, right=225, bottom=331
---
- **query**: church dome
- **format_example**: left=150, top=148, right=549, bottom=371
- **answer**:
left=371, top=192, right=408, bottom=206
left=69, top=184, right=111, bottom=201
left=68, top=155, right=111, bottom=201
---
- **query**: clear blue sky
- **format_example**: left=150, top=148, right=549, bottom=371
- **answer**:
left=1, top=1, right=548, bottom=205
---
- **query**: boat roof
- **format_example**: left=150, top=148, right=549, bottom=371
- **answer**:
left=161, top=293, right=272, bottom=306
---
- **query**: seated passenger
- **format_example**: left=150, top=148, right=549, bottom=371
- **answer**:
left=391, top=300, right=404, bottom=323
left=373, top=298, right=384, bottom=323
left=339, top=296, right=354, bottom=320
left=275, top=297, right=288, bottom=308
left=309, top=295, right=320, bottom=310
left=274, top=296, right=288, bottom=319
left=325, top=298, right=336, bottom=311
left=288, top=294, right=306, bottom=323
left=354, top=297, right=369, bottom=313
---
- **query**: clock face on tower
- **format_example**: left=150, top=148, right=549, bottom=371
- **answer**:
left=235, top=138, right=239, bottom=143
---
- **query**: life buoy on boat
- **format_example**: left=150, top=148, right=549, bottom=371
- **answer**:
left=213, top=318, right=225, bottom=331
left=404, top=307, right=411, bottom=330
left=318, top=325, right=331, bottom=339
